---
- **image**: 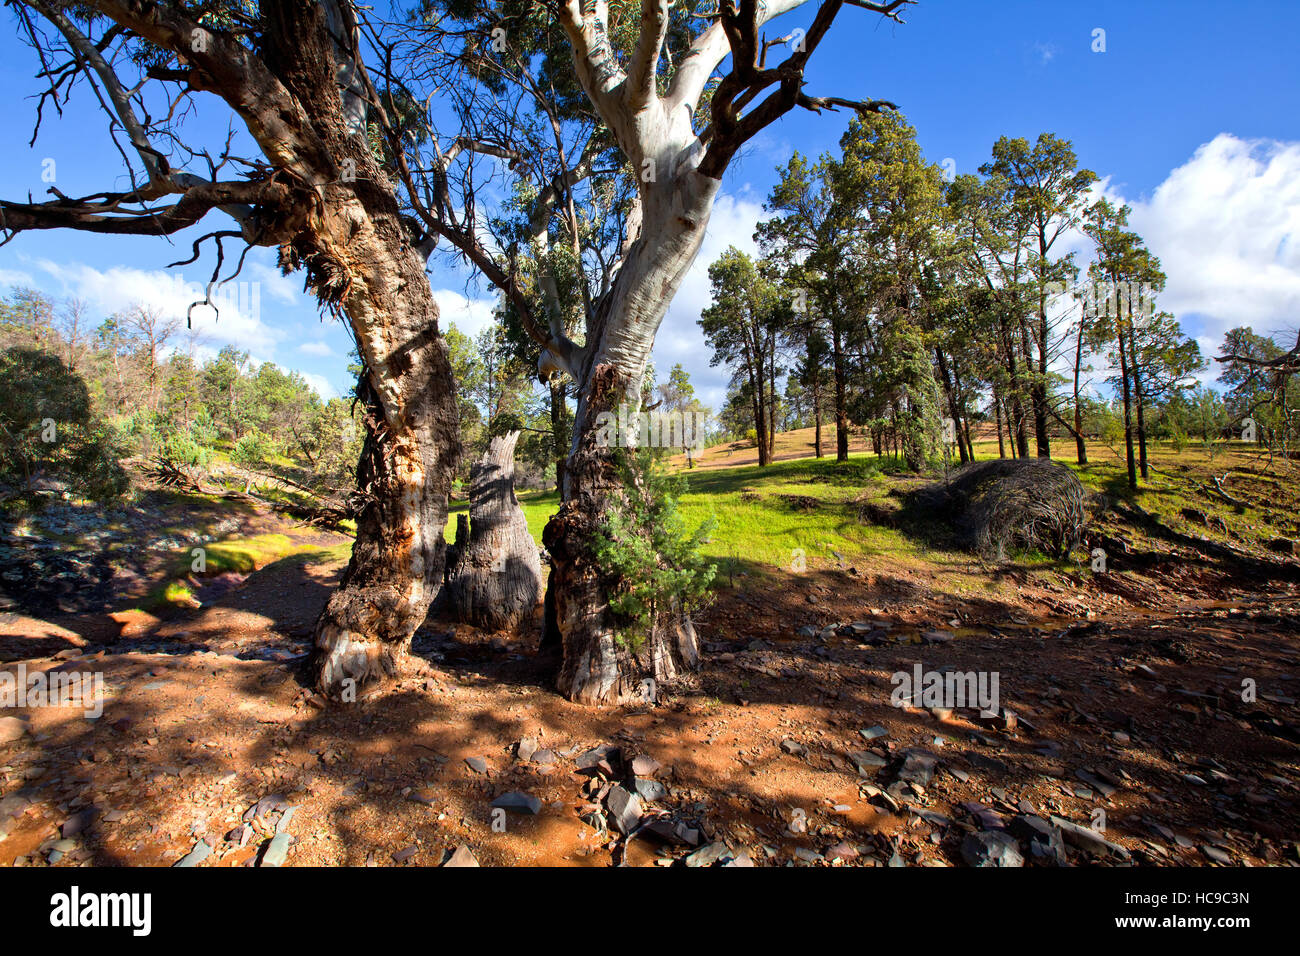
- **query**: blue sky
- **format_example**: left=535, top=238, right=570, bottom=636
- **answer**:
left=1, top=0, right=1297, bottom=411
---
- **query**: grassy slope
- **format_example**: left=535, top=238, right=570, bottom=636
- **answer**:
left=453, top=435, right=1293, bottom=601
left=137, top=431, right=1278, bottom=614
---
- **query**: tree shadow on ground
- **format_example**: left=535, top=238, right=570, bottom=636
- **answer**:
left=4, top=519, right=1299, bottom=867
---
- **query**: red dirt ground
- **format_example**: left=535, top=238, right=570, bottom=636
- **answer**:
left=2, top=490, right=1298, bottom=867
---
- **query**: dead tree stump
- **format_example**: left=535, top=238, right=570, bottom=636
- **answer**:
left=445, top=431, right=543, bottom=631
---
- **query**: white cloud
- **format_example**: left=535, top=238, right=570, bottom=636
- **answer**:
left=299, top=340, right=334, bottom=357
left=244, top=260, right=301, bottom=305
left=1122, top=134, right=1300, bottom=350
left=299, top=371, right=340, bottom=400
left=21, top=257, right=281, bottom=352
left=0, top=268, right=34, bottom=288
left=433, top=288, right=498, bottom=338
left=1041, top=134, right=1299, bottom=394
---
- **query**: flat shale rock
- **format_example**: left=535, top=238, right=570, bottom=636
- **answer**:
left=960, top=830, right=1024, bottom=867
left=444, top=845, right=480, bottom=867
left=1050, top=815, right=1131, bottom=861
left=173, top=840, right=213, bottom=868
left=630, top=755, right=661, bottom=777
left=605, top=786, right=643, bottom=835
left=259, top=833, right=293, bottom=867
left=893, top=749, right=938, bottom=786
left=685, top=842, right=739, bottom=867
left=1010, top=815, right=1068, bottom=865
left=633, top=778, right=667, bottom=802
left=850, top=750, right=888, bottom=773
left=491, top=791, right=542, bottom=815
left=0, top=717, right=29, bottom=744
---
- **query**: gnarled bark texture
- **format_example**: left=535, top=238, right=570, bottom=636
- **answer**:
left=0, top=0, right=463, bottom=698
left=444, top=431, right=543, bottom=631
left=249, top=1, right=461, bottom=696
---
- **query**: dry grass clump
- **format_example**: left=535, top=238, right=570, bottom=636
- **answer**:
left=918, top=458, right=1090, bottom=560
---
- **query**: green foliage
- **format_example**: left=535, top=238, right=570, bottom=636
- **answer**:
left=592, top=449, right=717, bottom=648
left=1217, top=325, right=1299, bottom=451
left=231, top=429, right=275, bottom=470
left=0, top=346, right=128, bottom=501
left=159, top=409, right=220, bottom=469
left=699, top=248, right=784, bottom=460
left=1, top=287, right=365, bottom=497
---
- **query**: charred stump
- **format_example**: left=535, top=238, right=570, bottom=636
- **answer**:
left=445, top=431, right=543, bottom=631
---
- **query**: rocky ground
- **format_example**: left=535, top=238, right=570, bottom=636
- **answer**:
left=1, top=473, right=1299, bottom=868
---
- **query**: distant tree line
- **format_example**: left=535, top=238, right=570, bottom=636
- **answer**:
left=0, top=287, right=362, bottom=501
left=699, top=115, right=1293, bottom=487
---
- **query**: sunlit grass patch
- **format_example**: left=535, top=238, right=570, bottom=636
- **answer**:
left=439, top=439, right=1293, bottom=600
left=154, top=579, right=199, bottom=609
left=142, top=532, right=329, bottom=609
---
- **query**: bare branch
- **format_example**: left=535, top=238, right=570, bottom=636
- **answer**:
left=0, top=178, right=289, bottom=241
left=26, top=0, right=167, bottom=190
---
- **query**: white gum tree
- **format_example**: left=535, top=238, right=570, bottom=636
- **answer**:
left=535, top=0, right=914, bottom=703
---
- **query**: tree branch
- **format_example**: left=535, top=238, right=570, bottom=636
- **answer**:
left=626, top=0, right=671, bottom=110
left=556, top=0, right=630, bottom=141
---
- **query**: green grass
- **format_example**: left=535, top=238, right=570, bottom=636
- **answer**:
left=136, top=436, right=1282, bottom=614
left=141, top=532, right=332, bottom=609
left=451, top=453, right=951, bottom=578
left=962, top=437, right=1293, bottom=564
left=458, top=439, right=1286, bottom=591
left=447, top=489, right=559, bottom=546
left=198, top=533, right=312, bottom=573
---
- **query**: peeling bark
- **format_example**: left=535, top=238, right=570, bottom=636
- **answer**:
left=256, top=1, right=461, bottom=696
left=309, top=179, right=460, bottom=696
left=542, top=0, right=905, bottom=704
left=0, top=0, right=465, bottom=699
left=545, top=174, right=716, bottom=703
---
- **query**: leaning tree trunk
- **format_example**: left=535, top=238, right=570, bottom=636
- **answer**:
left=249, top=1, right=463, bottom=698
left=444, top=431, right=543, bottom=631
left=543, top=174, right=718, bottom=704
left=308, top=189, right=461, bottom=695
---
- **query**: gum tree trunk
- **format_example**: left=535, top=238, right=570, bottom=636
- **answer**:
left=253, top=0, right=462, bottom=696
left=544, top=171, right=716, bottom=704
left=544, top=0, right=901, bottom=704
left=444, top=431, right=543, bottom=631
left=309, top=181, right=461, bottom=696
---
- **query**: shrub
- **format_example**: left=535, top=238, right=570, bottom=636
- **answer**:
left=0, top=347, right=128, bottom=501
left=592, top=449, right=717, bottom=647
left=231, top=430, right=275, bottom=470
